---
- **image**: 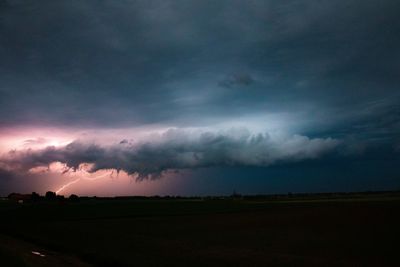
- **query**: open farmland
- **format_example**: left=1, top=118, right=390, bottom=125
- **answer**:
left=1, top=193, right=400, bottom=267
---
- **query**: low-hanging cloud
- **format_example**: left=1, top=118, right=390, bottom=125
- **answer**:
left=218, top=73, right=255, bottom=88
left=0, top=128, right=339, bottom=179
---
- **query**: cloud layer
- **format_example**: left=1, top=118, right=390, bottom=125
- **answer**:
left=1, top=128, right=339, bottom=179
left=0, top=1, right=399, bottom=194
left=1, top=0, right=399, bottom=131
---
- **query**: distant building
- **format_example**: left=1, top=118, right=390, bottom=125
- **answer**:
left=8, top=193, right=32, bottom=203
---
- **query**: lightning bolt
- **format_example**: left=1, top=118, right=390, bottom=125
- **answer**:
left=55, top=170, right=114, bottom=195
left=55, top=178, right=81, bottom=194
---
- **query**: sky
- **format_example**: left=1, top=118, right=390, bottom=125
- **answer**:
left=0, top=0, right=399, bottom=196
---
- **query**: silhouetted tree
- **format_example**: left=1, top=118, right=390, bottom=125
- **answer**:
left=69, top=194, right=79, bottom=202
left=8, top=193, right=18, bottom=199
left=31, top=192, right=41, bottom=202
left=56, top=195, right=65, bottom=203
left=45, top=191, right=57, bottom=201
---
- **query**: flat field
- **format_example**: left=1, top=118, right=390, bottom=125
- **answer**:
left=1, top=194, right=399, bottom=266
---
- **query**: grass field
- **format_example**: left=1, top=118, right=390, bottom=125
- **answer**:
left=1, top=194, right=399, bottom=266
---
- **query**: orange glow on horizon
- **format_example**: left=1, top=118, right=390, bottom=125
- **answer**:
left=0, top=126, right=191, bottom=196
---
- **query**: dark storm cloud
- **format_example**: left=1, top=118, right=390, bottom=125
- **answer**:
left=0, top=128, right=339, bottom=178
left=302, top=96, right=400, bottom=143
left=0, top=0, right=399, bottom=135
left=218, top=73, right=254, bottom=88
left=0, top=0, right=399, bottom=194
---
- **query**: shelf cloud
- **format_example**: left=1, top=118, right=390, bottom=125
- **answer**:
left=1, top=128, right=339, bottom=179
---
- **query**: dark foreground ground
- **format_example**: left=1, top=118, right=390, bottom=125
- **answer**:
left=1, top=193, right=400, bottom=267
